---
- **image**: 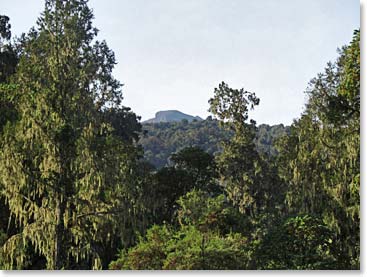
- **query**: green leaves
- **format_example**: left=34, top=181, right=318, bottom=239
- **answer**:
left=254, top=215, right=338, bottom=269
left=176, top=190, right=248, bottom=235
left=208, top=82, right=259, bottom=128
left=208, top=83, right=284, bottom=217
left=276, top=30, right=360, bottom=269
left=110, top=224, right=250, bottom=270
left=0, top=0, right=142, bottom=269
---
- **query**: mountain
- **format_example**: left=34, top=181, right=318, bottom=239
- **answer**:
left=143, top=110, right=203, bottom=124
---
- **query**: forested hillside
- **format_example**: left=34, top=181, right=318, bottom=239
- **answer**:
left=140, top=120, right=289, bottom=168
left=0, top=0, right=359, bottom=270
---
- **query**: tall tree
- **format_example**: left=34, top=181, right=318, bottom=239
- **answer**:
left=0, top=0, right=141, bottom=269
left=170, top=147, right=220, bottom=194
left=276, top=30, right=360, bottom=268
left=208, top=82, right=259, bottom=216
left=0, top=15, right=22, bottom=269
left=0, top=15, right=18, bottom=83
left=208, top=82, right=283, bottom=217
left=0, top=15, right=18, bottom=130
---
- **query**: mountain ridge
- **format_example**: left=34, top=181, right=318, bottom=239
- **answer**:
left=143, top=110, right=203, bottom=124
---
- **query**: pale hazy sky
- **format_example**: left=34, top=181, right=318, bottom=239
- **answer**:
left=2, top=0, right=360, bottom=124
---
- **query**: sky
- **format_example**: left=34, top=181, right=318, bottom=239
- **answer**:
left=1, top=0, right=360, bottom=125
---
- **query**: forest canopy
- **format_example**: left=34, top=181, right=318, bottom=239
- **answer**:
left=0, top=0, right=360, bottom=270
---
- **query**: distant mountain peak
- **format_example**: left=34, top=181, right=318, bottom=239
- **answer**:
left=143, top=110, right=203, bottom=124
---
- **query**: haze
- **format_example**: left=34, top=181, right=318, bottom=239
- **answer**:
left=2, top=0, right=360, bottom=124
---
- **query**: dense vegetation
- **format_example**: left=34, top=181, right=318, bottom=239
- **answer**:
left=140, top=120, right=289, bottom=168
left=0, top=0, right=359, bottom=270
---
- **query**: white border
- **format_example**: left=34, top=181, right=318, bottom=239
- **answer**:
left=0, top=0, right=364, bottom=276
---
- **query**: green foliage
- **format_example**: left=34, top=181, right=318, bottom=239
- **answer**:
left=0, top=230, right=6, bottom=268
left=102, top=106, right=142, bottom=144
left=0, top=3, right=359, bottom=269
left=143, top=166, right=195, bottom=224
left=0, top=0, right=142, bottom=269
left=208, top=82, right=259, bottom=129
left=0, top=15, right=19, bottom=131
left=109, top=225, right=171, bottom=270
left=0, top=16, right=25, bottom=270
left=0, top=15, right=11, bottom=41
left=338, top=30, right=359, bottom=109
left=176, top=190, right=249, bottom=235
left=140, top=148, right=220, bottom=225
left=140, top=119, right=231, bottom=168
left=163, top=227, right=249, bottom=270
left=256, top=124, right=290, bottom=157
left=110, top=225, right=250, bottom=270
left=171, top=147, right=220, bottom=194
left=208, top=82, right=260, bottom=216
left=209, top=82, right=285, bottom=217
left=110, top=189, right=252, bottom=270
left=140, top=119, right=288, bottom=168
left=254, top=215, right=338, bottom=269
left=0, top=15, right=18, bottom=83
left=276, top=30, right=360, bottom=268
left=0, top=84, right=19, bottom=133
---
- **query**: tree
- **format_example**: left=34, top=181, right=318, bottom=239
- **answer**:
left=110, top=190, right=251, bottom=270
left=208, top=82, right=283, bottom=217
left=141, top=147, right=221, bottom=226
left=0, top=15, right=23, bottom=269
left=170, top=147, right=220, bottom=194
left=176, top=189, right=249, bottom=235
left=276, top=115, right=330, bottom=215
left=162, top=227, right=249, bottom=270
left=109, top=224, right=171, bottom=270
left=0, top=15, right=11, bottom=41
left=102, top=106, right=142, bottom=144
left=0, top=0, right=141, bottom=269
left=208, top=82, right=259, bottom=216
left=254, top=215, right=338, bottom=269
left=306, top=30, right=360, bottom=126
left=142, top=166, right=194, bottom=225
left=0, top=15, right=18, bottom=83
left=0, top=15, right=19, bottom=130
left=276, top=30, right=360, bottom=268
